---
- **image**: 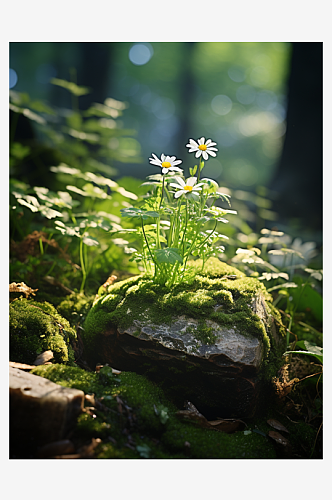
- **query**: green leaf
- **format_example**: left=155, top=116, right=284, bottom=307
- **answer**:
left=154, top=248, right=183, bottom=265
left=189, top=165, right=198, bottom=176
left=17, top=197, right=40, bottom=212
left=82, top=235, right=99, bottom=247
left=39, top=206, right=63, bottom=219
left=297, top=340, right=323, bottom=356
left=201, top=178, right=219, bottom=193
left=267, top=282, right=298, bottom=292
left=50, top=164, right=81, bottom=176
left=11, top=142, right=31, bottom=160
left=120, top=208, right=143, bottom=218
left=50, top=78, right=90, bottom=96
left=120, top=208, right=159, bottom=220
left=54, top=220, right=81, bottom=238
left=142, top=211, right=160, bottom=219
left=136, top=444, right=151, bottom=458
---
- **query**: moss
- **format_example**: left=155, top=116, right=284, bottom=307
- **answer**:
left=57, top=292, right=95, bottom=327
left=82, top=257, right=285, bottom=380
left=10, top=298, right=76, bottom=365
left=188, top=257, right=245, bottom=279
left=186, top=321, right=218, bottom=345
left=32, top=363, right=279, bottom=459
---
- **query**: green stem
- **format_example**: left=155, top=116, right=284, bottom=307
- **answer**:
left=179, top=199, right=189, bottom=253
left=39, top=238, right=44, bottom=256
left=79, top=237, right=86, bottom=293
left=191, top=220, right=217, bottom=257
left=197, top=157, right=203, bottom=184
left=159, top=176, right=165, bottom=210
left=141, top=217, right=160, bottom=272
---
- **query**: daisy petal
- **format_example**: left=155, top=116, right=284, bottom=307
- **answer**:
left=149, top=159, right=161, bottom=166
left=198, top=137, right=205, bottom=145
left=186, top=177, right=197, bottom=186
left=174, top=190, right=185, bottom=198
left=195, top=150, right=202, bottom=158
left=207, top=151, right=217, bottom=157
left=172, top=177, right=186, bottom=187
left=202, top=151, right=208, bottom=161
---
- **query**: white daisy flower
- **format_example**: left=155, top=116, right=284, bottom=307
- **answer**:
left=149, top=153, right=183, bottom=174
left=186, top=137, right=218, bottom=161
left=169, top=177, right=204, bottom=199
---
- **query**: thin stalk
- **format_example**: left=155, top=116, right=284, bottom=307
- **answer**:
left=197, top=157, right=203, bottom=183
left=79, top=237, right=86, bottom=293
left=179, top=200, right=189, bottom=253
left=141, top=217, right=160, bottom=272
left=193, top=220, right=217, bottom=256
left=159, top=176, right=165, bottom=210
left=39, top=238, right=44, bottom=256
left=46, top=260, right=56, bottom=276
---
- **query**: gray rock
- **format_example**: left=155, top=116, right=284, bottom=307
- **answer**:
left=82, top=260, right=286, bottom=418
left=10, top=367, right=84, bottom=456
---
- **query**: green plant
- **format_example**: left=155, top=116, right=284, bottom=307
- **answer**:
left=119, top=137, right=236, bottom=286
left=10, top=82, right=142, bottom=294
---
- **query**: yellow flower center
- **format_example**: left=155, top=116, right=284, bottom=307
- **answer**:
left=162, top=161, right=172, bottom=168
left=198, top=144, right=207, bottom=151
left=184, top=185, right=193, bottom=192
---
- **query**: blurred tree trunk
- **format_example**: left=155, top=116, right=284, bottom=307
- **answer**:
left=177, top=42, right=197, bottom=156
left=269, top=42, right=322, bottom=237
left=78, top=42, right=113, bottom=110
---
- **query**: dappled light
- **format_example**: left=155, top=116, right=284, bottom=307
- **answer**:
left=9, top=42, right=322, bottom=462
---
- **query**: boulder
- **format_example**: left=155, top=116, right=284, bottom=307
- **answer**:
left=82, top=258, right=286, bottom=418
left=10, top=366, right=84, bottom=457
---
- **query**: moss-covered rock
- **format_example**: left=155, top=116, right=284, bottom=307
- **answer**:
left=31, top=363, right=279, bottom=459
left=81, top=258, right=287, bottom=418
left=30, top=363, right=320, bottom=459
left=57, top=292, right=95, bottom=327
left=10, top=298, right=77, bottom=364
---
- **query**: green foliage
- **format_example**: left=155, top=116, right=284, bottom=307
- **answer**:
left=10, top=84, right=142, bottom=295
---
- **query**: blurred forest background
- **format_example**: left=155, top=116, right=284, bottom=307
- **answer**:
left=9, top=41, right=322, bottom=243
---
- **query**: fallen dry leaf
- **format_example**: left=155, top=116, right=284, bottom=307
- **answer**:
left=9, top=282, right=38, bottom=299
left=176, top=401, right=246, bottom=433
left=267, top=419, right=289, bottom=433
left=268, top=431, right=290, bottom=446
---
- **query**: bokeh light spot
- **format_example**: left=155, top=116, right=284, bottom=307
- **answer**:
left=236, top=85, right=256, bottom=105
left=256, top=90, right=278, bottom=110
left=129, top=43, right=153, bottom=66
left=9, top=68, right=18, bottom=89
left=250, top=66, right=270, bottom=86
left=211, top=95, right=232, bottom=116
left=228, top=66, right=246, bottom=82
